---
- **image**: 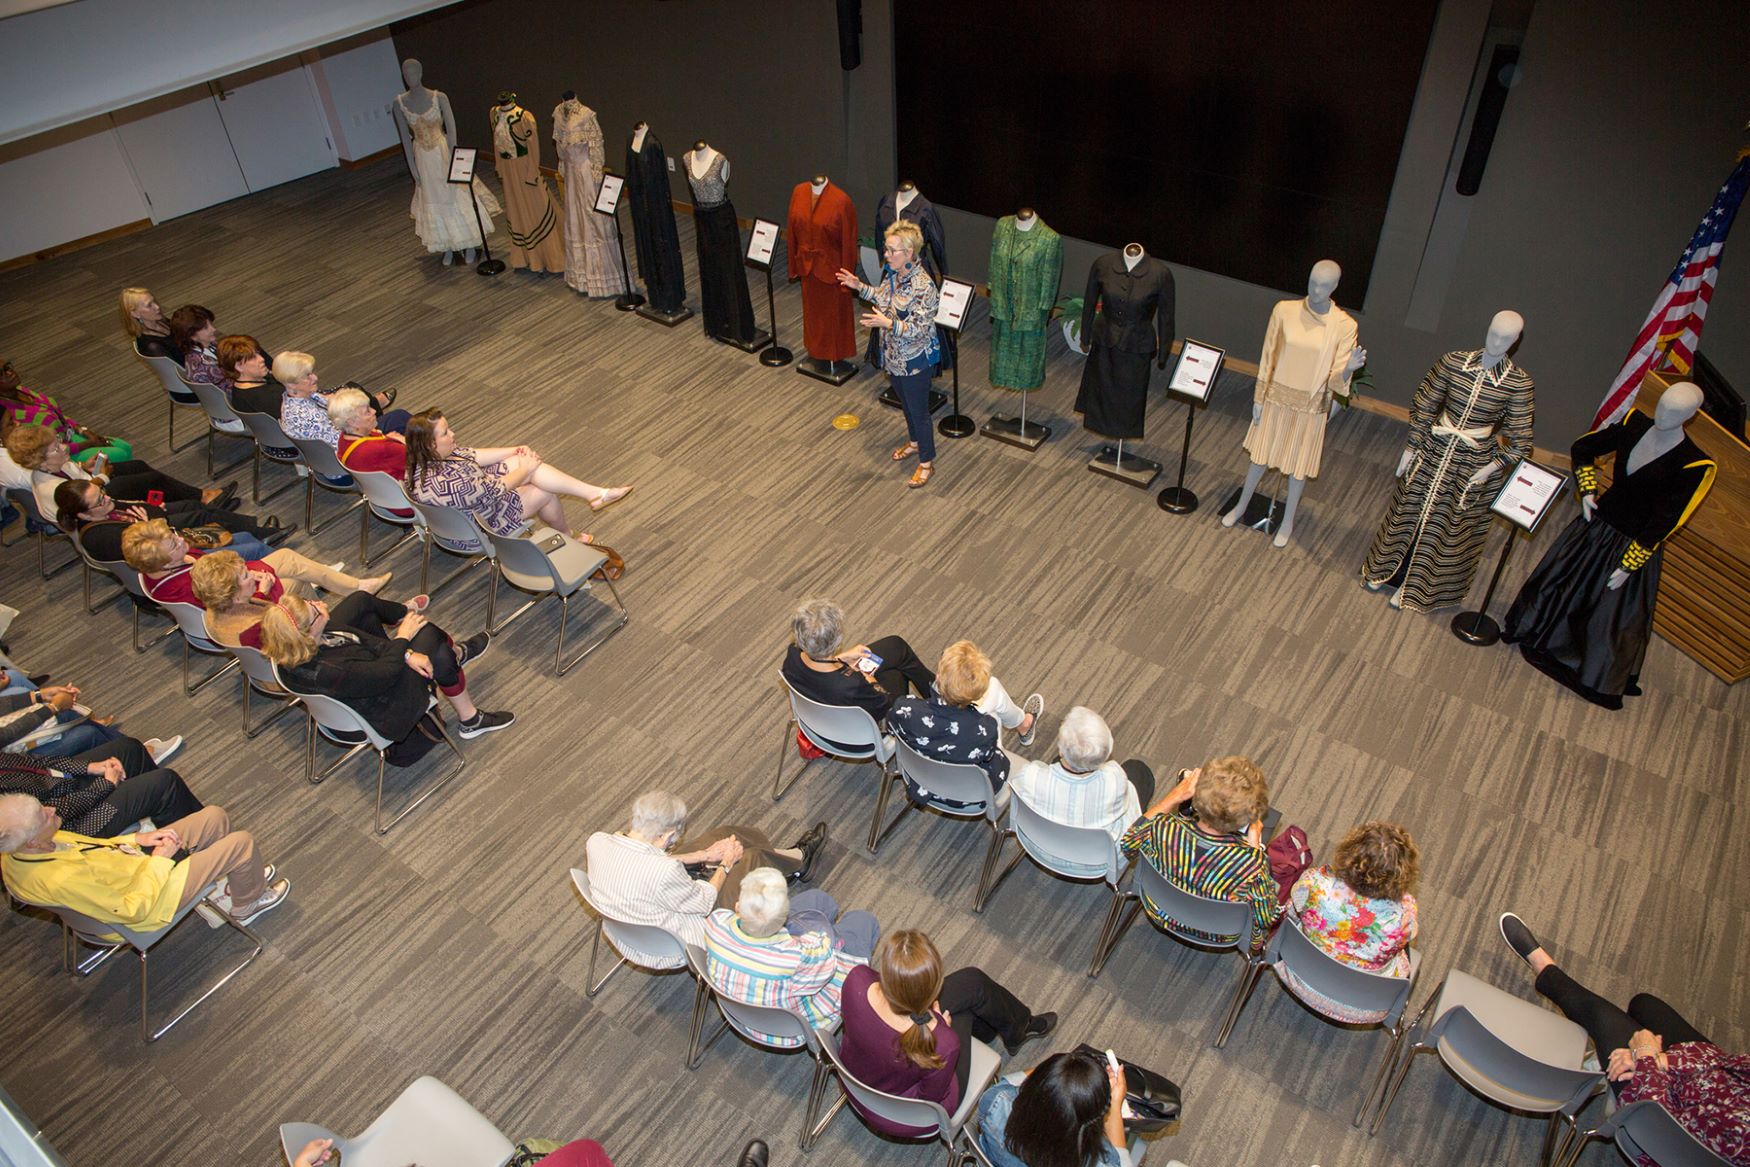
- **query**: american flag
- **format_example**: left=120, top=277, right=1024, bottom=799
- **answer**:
left=1592, top=156, right=1750, bottom=429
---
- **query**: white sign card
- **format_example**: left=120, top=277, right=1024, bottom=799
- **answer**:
left=746, top=218, right=780, bottom=266
left=935, top=278, right=974, bottom=331
left=1167, top=338, right=1225, bottom=403
left=1489, top=458, right=1567, bottom=533
left=447, top=147, right=477, bottom=184
left=593, top=173, right=624, bottom=216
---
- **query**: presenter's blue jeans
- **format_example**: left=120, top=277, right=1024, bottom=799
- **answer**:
left=894, top=353, right=937, bottom=463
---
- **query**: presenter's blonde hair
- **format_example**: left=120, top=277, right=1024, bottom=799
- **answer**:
left=884, top=220, right=925, bottom=261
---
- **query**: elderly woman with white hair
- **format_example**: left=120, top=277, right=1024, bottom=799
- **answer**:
left=780, top=598, right=939, bottom=723
left=583, top=791, right=829, bottom=969
left=1006, top=706, right=1153, bottom=876
left=704, top=866, right=878, bottom=1045
left=275, top=351, right=409, bottom=445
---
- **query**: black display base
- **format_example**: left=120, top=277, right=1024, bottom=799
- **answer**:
left=719, top=328, right=772, bottom=353
left=878, top=384, right=948, bottom=414
left=761, top=345, right=795, bottom=368
left=1089, top=445, right=1161, bottom=489
left=938, top=413, right=976, bottom=439
left=1157, top=486, right=1199, bottom=514
left=614, top=292, right=646, bottom=312
left=1450, top=611, right=1502, bottom=646
left=476, top=258, right=506, bottom=277
left=796, top=358, right=859, bottom=386
left=1217, top=487, right=1283, bottom=535
left=636, top=303, right=694, bottom=327
left=981, top=415, right=1050, bottom=452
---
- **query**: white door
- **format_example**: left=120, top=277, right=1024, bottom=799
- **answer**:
left=212, top=60, right=336, bottom=192
left=109, top=87, right=249, bottom=223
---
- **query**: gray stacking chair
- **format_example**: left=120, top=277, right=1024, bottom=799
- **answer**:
left=154, top=598, right=242, bottom=695
left=1369, top=969, right=1607, bottom=1166
left=277, top=1076, right=514, bottom=1167
left=876, top=738, right=1011, bottom=906
left=1555, top=1096, right=1731, bottom=1167
left=979, top=796, right=1134, bottom=974
left=1217, top=912, right=1422, bottom=1125
left=68, top=528, right=124, bottom=614
left=814, top=1023, right=1001, bottom=1164
left=222, top=640, right=302, bottom=739
left=76, top=542, right=175, bottom=653
left=350, top=468, right=423, bottom=568
left=773, top=673, right=896, bottom=803
left=409, top=498, right=499, bottom=600
left=133, top=351, right=203, bottom=452
left=180, top=376, right=253, bottom=476
left=234, top=409, right=305, bottom=503
left=288, top=436, right=367, bottom=534
left=682, top=943, right=839, bottom=1149
left=5, top=487, right=75, bottom=579
left=569, top=868, right=698, bottom=1004
left=271, top=663, right=465, bottom=835
left=484, top=526, right=627, bottom=675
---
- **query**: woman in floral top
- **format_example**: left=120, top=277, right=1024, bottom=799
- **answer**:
left=836, top=220, right=941, bottom=488
left=1282, top=820, right=1419, bottom=1023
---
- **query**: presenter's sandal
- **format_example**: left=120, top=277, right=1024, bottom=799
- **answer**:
left=908, top=463, right=933, bottom=489
left=892, top=441, right=918, bottom=462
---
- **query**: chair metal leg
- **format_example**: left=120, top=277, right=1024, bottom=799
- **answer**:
left=585, top=922, right=628, bottom=997
left=977, top=838, right=1026, bottom=915
left=374, top=720, right=466, bottom=834
left=866, top=765, right=911, bottom=854
left=183, top=639, right=241, bottom=695
left=553, top=578, right=630, bottom=676
left=773, top=718, right=815, bottom=802
left=138, top=912, right=265, bottom=1042
left=83, top=563, right=121, bottom=614
left=971, top=825, right=1009, bottom=912
left=39, top=531, right=77, bottom=579
left=241, top=678, right=300, bottom=739
left=305, top=717, right=370, bottom=786
left=253, top=452, right=300, bottom=503
left=306, top=486, right=364, bottom=537
left=133, top=603, right=176, bottom=654
left=1368, top=994, right=1437, bottom=1137
left=206, top=428, right=251, bottom=479
left=1354, top=1023, right=1407, bottom=1128
left=61, top=921, right=122, bottom=976
left=685, top=979, right=731, bottom=1070
left=1087, top=894, right=1142, bottom=978
left=798, top=1056, right=833, bottom=1152
left=1213, top=957, right=1268, bottom=1048
left=165, top=400, right=201, bottom=454
left=803, top=1082, right=848, bottom=1151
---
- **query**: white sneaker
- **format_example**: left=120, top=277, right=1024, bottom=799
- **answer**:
left=233, top=878, right=291, bottom=925
left=144, top=735, right=184, bottom=765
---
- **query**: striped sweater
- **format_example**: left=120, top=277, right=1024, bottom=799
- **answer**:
left=703, top=908, right=863, bottom=1047
left=1120, top=811, right=1280, bottom=953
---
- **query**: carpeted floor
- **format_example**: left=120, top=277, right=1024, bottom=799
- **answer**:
left=0, top=160, right=1743, bottom=1167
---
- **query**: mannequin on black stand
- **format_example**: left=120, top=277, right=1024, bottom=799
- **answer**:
left=1077, top=243, right=1175, bottom=487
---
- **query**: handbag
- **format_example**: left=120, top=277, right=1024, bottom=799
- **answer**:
left=179, top=524, right=233, bottom=549
left=1266, top=825, right=1315, bottom=905
left=1070, top=1043, right=1183, bottom=1133
left=384, top=709, right=446, bottom=767
left=588, top=541, right=625, bottom=581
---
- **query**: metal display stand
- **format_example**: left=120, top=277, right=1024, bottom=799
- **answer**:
left=1451, top=458, right=1569, bottom=646
left=1218, top=477, right=1285, bottom=536
left=594, top=170, right=643, bottom=311
left=797, top=357, right=859, bottom=385
left=1451, top=526, right=1519, bottom=646
left=982, top=390, right=1050, bottom=451
left=1156, top=340, right=1226, bottom=514
left=1157, top=403, right=1202, bottom=513
left=1088, top=439, right=1162, bottom=489
left=448, top=147, right=503, bottom=276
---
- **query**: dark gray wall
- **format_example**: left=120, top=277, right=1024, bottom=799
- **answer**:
left=393, top=0, right=1749, bottom=446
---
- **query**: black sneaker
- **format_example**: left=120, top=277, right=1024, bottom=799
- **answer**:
left=1499, top=913, right=1542, bottom=966
left=457, top=709, right=515, bottom=739
left=264, top=524, right=299, bottom=548
left=789, top=821, right=829, bottom=884
left=1005, top=1011, right=1057, bottom=1056
left=455, top=632, right=492, bottom=668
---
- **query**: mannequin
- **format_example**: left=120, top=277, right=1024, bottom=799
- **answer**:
left=986, top=207, right=1062, bottom=416
left=391, top=59, right=497, bottom=264
left=1074, top=243, right=1175, bottom=457
left=490, top=92, right=566, bottom=273
left=1359, top=311, right=1535, bottom=611
left=684, top=140, right=758, bottom=343
left=625, top=124, right=688, bottom=316
left=867, top=180, right=948, bottom=374
left=787, top=175, right=859, bottom=371
left=1222, top=259, right=1364, bottom=547
left=552, top=92, right=627, bottom=298
left=1501, top=382, right=1716, bottom=708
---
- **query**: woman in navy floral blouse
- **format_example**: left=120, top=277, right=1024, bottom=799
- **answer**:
left=837, top=221, right=941, bottom=488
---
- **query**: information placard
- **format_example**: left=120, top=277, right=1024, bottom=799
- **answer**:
left=746, top=218, right=779, bottom=267
left=1166, top=338, right=1225, bottom=404
left=935, top=278, right=974, bottom=331
left=447, top=147, right=477, bottom=184
left=593, top=173, right=624, bottom=216
left=1489, top=458, right=1567, bottom=534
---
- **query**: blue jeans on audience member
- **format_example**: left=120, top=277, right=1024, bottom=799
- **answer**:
left=785, top=888, right=880, bottom=958
left=225, top=532, right=273, bottom=560
left=379, top=408, right=412, bottom=434
left=1, top=666, right=30, bottom=696
left=27, top=711, right=124, bottom=758
left=893, top=352, right=937, bottom=463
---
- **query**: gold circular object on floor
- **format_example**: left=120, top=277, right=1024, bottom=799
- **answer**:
left=832, top=413, right=860, bottom=430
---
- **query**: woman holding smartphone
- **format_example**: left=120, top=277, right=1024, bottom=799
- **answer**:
left=780, top=597, right=936, bottom=721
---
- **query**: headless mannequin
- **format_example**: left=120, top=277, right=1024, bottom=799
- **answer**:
left=1222, top=259, right=1366, bottom=547
left=1123, top=242, right=1144, bottom=272
left=687, top=142, right=728, bottom=182
left=895, top=180, right=918, bottom=214
left=631, top=122, right=648, bottom=153
left=810, top=175, right=828, bottom=197
left=1592, top=382, right=1703, bottom=590
left=392, top=59, right=476, bottom=265
left=1016, top=206, right=1037, bottom=232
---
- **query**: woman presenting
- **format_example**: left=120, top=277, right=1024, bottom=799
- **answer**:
left=836, top=221, right=941, bottom=489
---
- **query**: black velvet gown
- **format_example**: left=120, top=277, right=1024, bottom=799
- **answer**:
left=625, top=131, right=687, bottom=314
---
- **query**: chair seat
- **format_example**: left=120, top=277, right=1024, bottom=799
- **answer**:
left=916, top=782, right=1009, bottom=820
left=524, top=525, right=608, bottom=590
left=1431, top=970, right=1592, bottom=1111
left=950, top=1038, right=1002, bottom=1132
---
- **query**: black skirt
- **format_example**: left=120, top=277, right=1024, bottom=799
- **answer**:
left=692, top=200, right=756, bottom=343
left=1501, top=515, right=1659, bottom=709
left=1075, top=344, right=1152, bottom=439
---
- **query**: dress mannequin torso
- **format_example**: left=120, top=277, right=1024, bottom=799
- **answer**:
left=392, top=59, right=495, bottom=259
left=552, top=96, right=627, bottom=298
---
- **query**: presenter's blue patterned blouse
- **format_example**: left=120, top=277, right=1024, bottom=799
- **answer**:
left=859, top=264, right=939, bottom=376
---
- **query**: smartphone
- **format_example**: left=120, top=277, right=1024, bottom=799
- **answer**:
left=1105, top=1049, right=1134, bottom=1116
left=538, top=532, right=567, bottom=553
left=146, top=489, right=164, bottom=507
left=854, top=653, right=882, bottom=674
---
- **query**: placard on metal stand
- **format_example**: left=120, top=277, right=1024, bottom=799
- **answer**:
left=1452, top=458, right=1568, bottom=646
left=593, top=172, right=643, bottom=312
left=733, top=218, right=783, bottom=362
left=447, top=147, right=504, bottom=276
left=933, top=278, right=976, bottom=438
left=1157, top=339, right=1224, bottom=514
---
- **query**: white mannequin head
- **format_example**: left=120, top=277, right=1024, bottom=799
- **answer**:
left=401, top=58, right=423, bottom=89
left=1484, top=311, right=1524, bottom=358
left=1307, top=260, right=1342, bottom=308
left=1653, top=382, right=1704, bottom=430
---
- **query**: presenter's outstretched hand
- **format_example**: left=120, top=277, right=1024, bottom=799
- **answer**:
left=834, top=268, right=862, bottom=291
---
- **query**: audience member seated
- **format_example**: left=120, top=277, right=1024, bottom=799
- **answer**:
left=886, top=640, right=1044, bottom=809
left=404, top=409, right=632, bottom=540
left=7, top=423, right=229, bottom=518
left=1281, top=821, right=1419, bottom=1023
left=121, top=287, right=180, bottom=362
left=259, top=592, right=514, bottom=742
left=54, top=479, right=284, bottom=563
left=169, top=305, right=234, bottom=392
left=218, top=335, right=282, bottom=419
left=1500, top=913, right=1749, bottom=1165
left=704, top=865, right=877, bottom=1045
left=0, top=679, right=180, bottom=761
left=839, top=929, right=1055, bottom=1136
left=1121, top=758, right=1280, bottom=953
left=121, top=518, right=385, bottom=609
left=330, top=386, right=410, bottom=476
left=0, top=730, right=202, bottom=839
left=1008, top=707, right=1152, bottom=874
left=1, top=357, right=133, bottom=463
left=275, top=351, right=408, bottom=444
left=781, top=598, right=937, bottom=723
left=976, top=1050, right=1132, bottom=1167
left=584, top=790, right=829, bottom=965
left=0, top=792, right=289, bottom=924
left=192, top=550, right=413, bottom=650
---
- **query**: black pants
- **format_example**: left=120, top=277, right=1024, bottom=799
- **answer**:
left=328, top=591, right=461, bottom=689
left=155, top=501, right=275, bottom=539
left=868, top=635, right=935, bottom=718
left=105, top=460, right=203, bottom=504
left=940, top=967, right=1034, bottom=1099
left=1121, top=759, right=1156, bottom=807
left=1536, top=964, right=1708, bottom=1092
left=69, top=736, right=152, bottom=777
left=86, top=768, right=205, bottom=836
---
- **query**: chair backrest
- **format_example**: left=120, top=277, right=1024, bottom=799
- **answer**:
left=95, top=557, right=152, bottom=602
left=814, top=1024, right=951, bottom=1139
left=892, top=737, right=1001, bottom=820
left=1131, top=854, right=1256, bottom=950
left=68, top=528, right=114, bottom=574
left=271, top=660, right=394, bottom=750
left=568, top=867, right=691, bottom=968
left=777, top=673, right=885, bottom=758
left=1009, top=796, right=1124, bottom=885
left=157, top=598, right=227, bottom=653
left=280, top=1075, right=514, bottom=1167
left=1427, top=970, right=1605, bottom=1114
left=6, top=486, right=57, bottom=534
left=412, top=499, right=491, bottom=557
left=1267, top=914, right=1420, bottom=1026
left=685, top=942, right=817, bottom=1050
left=1610, top=1099, right=1733, bottom=1166
left=183, top=378, right=243, bottom=426
left=352, top=468, right=419, bottom=522
left=290, top=436, right=355, bottom=486
left=135, top=351, right=198, bottom=404
left=228, top=642, right=288, bottom=695
left=236, top=409, right=299, bottom=455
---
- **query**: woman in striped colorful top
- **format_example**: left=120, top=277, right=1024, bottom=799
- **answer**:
left=703, top=867, right=878, bottom=1047
left=1120, top=756, right=1279, bottom=953
left=0, top=358, right=133, bottom=464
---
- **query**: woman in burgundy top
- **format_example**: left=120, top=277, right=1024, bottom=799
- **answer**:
left=837, top=929, right=1053, bottom=1138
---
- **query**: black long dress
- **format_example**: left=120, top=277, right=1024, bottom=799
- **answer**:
left=1502, top=410, right=1717, bottom=708
left=1075, top=252, right=1175, bottom=439
left=683, top=152, right=756, bottom=343
left=625, top=130, right=687, bottom=314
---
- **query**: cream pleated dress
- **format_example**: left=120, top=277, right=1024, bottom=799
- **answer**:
left=1242, top=297, right=1359, bottom=479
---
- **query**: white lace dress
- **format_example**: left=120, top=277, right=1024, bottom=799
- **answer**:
left=397, top=92, right=501, bottom=254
